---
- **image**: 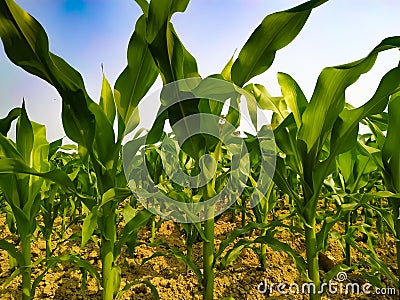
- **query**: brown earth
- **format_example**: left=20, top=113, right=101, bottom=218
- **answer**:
left=0, top=209, right=398, bottom=300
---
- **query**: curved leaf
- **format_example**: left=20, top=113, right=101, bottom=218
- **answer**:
left=299, top=37, right=400, bottom=162
left=0, top=158, right=76, bottom=192
left=277, top=73, right=308, bottom=128
left=114, top=15, right=158, bottom=139
left=0, top=1, right=95, bottom=147
left=0, top=107, right=21, bottom=136
left=231, top=0, right=327, bottom=86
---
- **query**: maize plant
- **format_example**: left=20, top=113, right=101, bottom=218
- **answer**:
left=0, top=104, right=89, bottom=299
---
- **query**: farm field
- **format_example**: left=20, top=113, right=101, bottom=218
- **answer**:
left=0, top=211, right=397, bottom=299
left=1, top=0, right=400, bottom=299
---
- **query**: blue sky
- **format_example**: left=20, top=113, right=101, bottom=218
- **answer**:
left=0, top=0, right=399, bottom=141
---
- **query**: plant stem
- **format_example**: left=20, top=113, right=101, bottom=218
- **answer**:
left=101, top=210, right=117, bottom=300
left=344, top=210, right=351, bottom=267
left=61, top=205, right=67, bottom=240
left=46, top=235, right=52, bottom=258
left=20, top=235, right=32, bottom=300
left=203, top=208, right=215, bottom=300
left=241, top=207, right=246, bottom=228
left=392, top=198, right=400, bottom=282
left=150, top=217, right=156, bottom=244
left=304, top=211, right=321, bottom=300
left=305, top=225, right=321, bottom=300
left=202, top=142, right=221, bottom=300
left=260, top=227, right=268, bottom=271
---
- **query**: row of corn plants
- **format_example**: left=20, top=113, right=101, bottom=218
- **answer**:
left=0, top=0, right=400, bottom=299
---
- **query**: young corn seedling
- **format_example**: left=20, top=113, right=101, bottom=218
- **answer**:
left=0, top=105, right=81, bottom=299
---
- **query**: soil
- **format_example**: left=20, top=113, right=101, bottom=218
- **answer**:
left=0, top=208, right=398, bottom=300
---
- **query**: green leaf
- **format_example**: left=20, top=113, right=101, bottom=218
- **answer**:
left=277, top=73, right=308, bottom=128
left=316, top=212, right=343, bottom=253
left=115, top=279, right=160, bottom=300
left=16, top=101, right=33, bottom=164
left=146, top=0, right=190, bottom=43
left=88, top=102, right=116, bottom=171
left=231, top=0, right=327, bottom=86
left=81, top=206, right=98, bottom=248
left=60, top=90, right=95, bottom=151
left=314, top=65, right=400, bottom=191
left=111, top=266, right=122, bottom=295
left=146, top=2, right=203, bottom=157
left=48, top=138, right=62, bottom=160
left=0, top=107, right=21, bottom=136
left=141, top=280, right=160, bottom=300
left=0, top=131, right=24, bottom=160
left=0, top=158, right=76, bottom=193
left=221, top=55, right=234, bottom=81
left=45, top=254, right=101, bottom=283
left=100, top=187, right=132, bottom=208
left=0, top=239, right=24, bottom=265
left=272, top=155, right=304, bottom=213
left=244, top=83, right=288, bottom=128
left=114, top=15, right=158, bottom=139
left=322, top=264, right=351, bottom=282
left=115, top=209, right=152, bottom=256
left=215, top=222, right=267, bottom=259
left=134, top=0, right=149, bottom=16
left=219, top=242, right=245, bottom=270
left=254, top=234, right=309, bottom=281
left=1, top=268, right=20, bottom=290
left=31, top=122, right=50, bottom=172
left=345, top=226, right=399, bottom=287
left=0, top=0, right=96, bottom=148
left=382, top=93, right=400, bottom=192
left=99, top=72, right=116, bottom=126
left=299, top=38, right=400, bottom=169
left=147, top=20, right=199, bottom=82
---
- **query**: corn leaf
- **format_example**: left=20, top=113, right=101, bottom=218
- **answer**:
left=114, top=15, right=158, bottom=139
left=0, top=158, right=76, bottom=192
left=299, top=37, right=400, bottom=180
left=0, top=0, right=95, bottom=148
left=277, top=73, right=308, bottom=128
left=99, top=72, right=116, bottom=126
left=0, top=107, right=21, bottom=136
left=231, top=0, right=328, bottom=87
left=314, top=62, right=400, bottom=190
left=81, top=206, right=98, bottom=248
left=16, top=102, right=33, bottom=164
left=382, top=93, right=400, bottom=192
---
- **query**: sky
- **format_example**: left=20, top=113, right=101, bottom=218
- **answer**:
left=0, top=0, right=399, bottom=141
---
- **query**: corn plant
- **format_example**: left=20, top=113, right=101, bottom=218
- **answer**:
left=0, top=105, right=84, bottom=299
left=327, top=141, right=378, bottom=267
left=361, top=91, right=400, bottom=285
left=43, top=143, right=86, bottom=244
left=270, top=38, right=400, bottom=298
left=122, top=2, right=330, bottom=300
left=0, top=1, right=159, bottom=298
